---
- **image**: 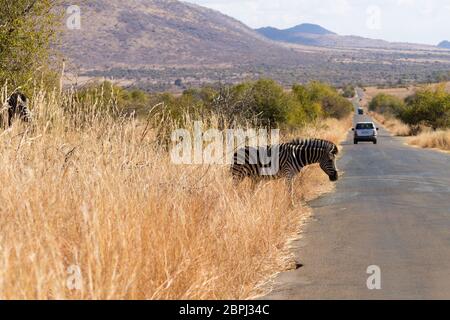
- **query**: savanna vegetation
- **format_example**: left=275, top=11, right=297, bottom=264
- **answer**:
left=74, top=78, right=353, bottom=129
left=369, top=93, right=405, bottom=116
left=0, top=82, right=352, bottom=299
left=342, top=85, right=356, bottom=98
left=0, top=0, right=357, bottom=299
left=0, top=0, right=60, bottom=89
left=369, top=84, right=450, bottom=150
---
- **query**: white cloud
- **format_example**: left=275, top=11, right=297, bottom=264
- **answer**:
left=396, top=0, right=416, bottom=6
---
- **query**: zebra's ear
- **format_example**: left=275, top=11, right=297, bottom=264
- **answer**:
left=18, top=93, right=28, bottom=105
left=329, top=146, right=338, bottom=158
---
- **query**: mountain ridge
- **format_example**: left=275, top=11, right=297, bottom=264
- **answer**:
left=60, top=0, right=450, bottom=91
left=255, top=23, right=439, bottom=50
left=61, top=0, right=305, bottom=70
left=257, top=23, right=335, bottom=36
left=438, top=41, right=450, bottom=49
left=255, top=23, right=335, bottom=45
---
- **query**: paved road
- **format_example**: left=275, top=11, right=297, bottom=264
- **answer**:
left=266, top=90, right=450, bottom=300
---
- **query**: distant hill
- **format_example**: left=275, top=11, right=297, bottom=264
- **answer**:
left=256, top=24, right=335, bottom=46
left=255, top=23, right=437, bottom=50
left=61, top=0, right=307, bottom=70
left=59, top=0, right=450, bottom=91
left=286, top=23, right=336, bottom=35
left=438, top=41, right=450, bottom=49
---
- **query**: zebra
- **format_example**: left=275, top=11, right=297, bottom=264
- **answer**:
left=2, top=92, right=32, bottom=127
left=231, top=138, right=339, bottom=198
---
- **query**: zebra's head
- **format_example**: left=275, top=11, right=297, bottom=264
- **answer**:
left=7, top=92, right=32, bottom=123
left=320, top=143, right=339, bottom=182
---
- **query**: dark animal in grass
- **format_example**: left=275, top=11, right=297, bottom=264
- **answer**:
left=2, top=92, right=32, bottom=127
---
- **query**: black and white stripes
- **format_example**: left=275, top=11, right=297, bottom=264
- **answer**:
left=231, top=138, right=339, bottom=194
left=3, top=92, right=32, bottom=127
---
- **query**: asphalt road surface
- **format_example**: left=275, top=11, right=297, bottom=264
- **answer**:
left=266, top=90, right=450, bottom=300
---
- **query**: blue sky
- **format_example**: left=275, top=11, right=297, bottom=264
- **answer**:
left=187, top=0, right=450, bottom=45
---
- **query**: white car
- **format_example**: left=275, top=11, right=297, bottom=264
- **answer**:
left=353, top=122, right=379, bottom=144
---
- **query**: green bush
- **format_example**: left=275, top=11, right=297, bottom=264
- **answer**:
left=0, top=0, right=60, bottom=90
left=321, top=94, right=354, bottom=119
left=76, top=80, right=354, bottom=129
left=291, top=84, right=322, bottom=123
left=304, top=82, right=353, bottom=119
left=399, top=85, right=450, bottom=130
left=249, top=79, right=290, bottom=126
left=342, top=85, right=356, bottom=98
left=369, top=93, right=405, bottom=116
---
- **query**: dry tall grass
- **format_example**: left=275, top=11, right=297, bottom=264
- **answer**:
left=0, top=88, right=350, bottom=300
left=370, top=111, right=450, bottom=152
left=370, top=112, right=412, bottom=136
left=409, top=129, right=450, bottom=151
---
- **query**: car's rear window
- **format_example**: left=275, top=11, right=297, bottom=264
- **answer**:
left=356, top=123, right=374, bottom=129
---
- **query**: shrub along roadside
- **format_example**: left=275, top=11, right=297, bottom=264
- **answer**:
left=369, top=93, right=405, bottom=116
left=74, top=79, right=354, bottom=131
left=370, top=84, right=450, bottom=132
left=342, top=85, right=356, bottom=98
left=368, top=84, right=450, bottom=152
left=400, top=85, right=450, bottom=131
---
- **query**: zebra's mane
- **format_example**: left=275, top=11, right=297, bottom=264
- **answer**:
left=288, top=138, right=338, bottom=154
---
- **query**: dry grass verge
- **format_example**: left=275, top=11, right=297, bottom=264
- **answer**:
left=370, top=112, right=412, bottom=136
left=370, top=112, right=450, bottom=153
left=409, top=130, right=450, bottom=151
left=0, top=89, right=351, bottom=299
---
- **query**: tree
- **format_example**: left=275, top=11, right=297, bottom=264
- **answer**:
left=291, top=84, right=322, bottom=123
left=214, top=79, right=291, bottom=127
left=369, top=93, right=405, bottom=116
left=321, top=94, right=353, bottom=119
left=0, top=0, right=61, bottom=90
left=400, top=85, right=450, bottom=130
left=250, top=79, right=289, bottom=126
left=305, top=81, right=353, bottom=119
left=342, top=85, right=355, bottom=98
